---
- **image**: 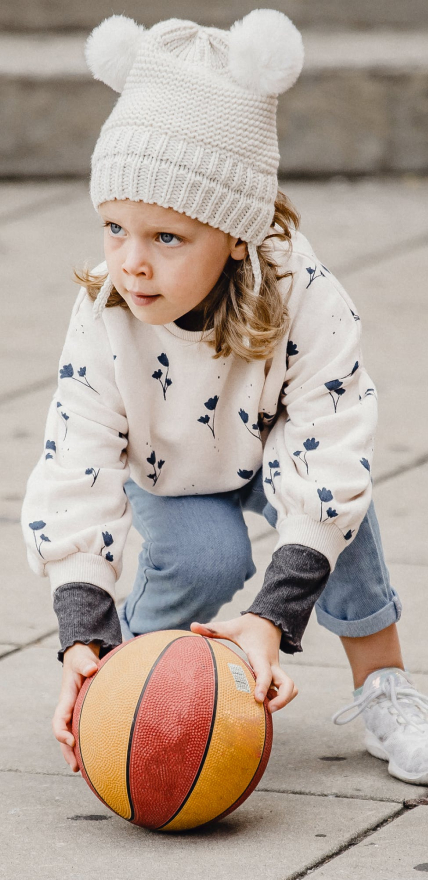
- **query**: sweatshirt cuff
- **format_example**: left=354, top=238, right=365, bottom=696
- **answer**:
left=274, top=515, right=345, bottom=572
left=46, top=553, right=117, bottom=599
left=53, top=582, right=123, bottom=664
left=241, top=544, right=331, bottom=655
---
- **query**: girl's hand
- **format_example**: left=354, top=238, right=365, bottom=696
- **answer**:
left=52, top=642, right=100, bottom=772
left=190, top=613, right=297, bottom=713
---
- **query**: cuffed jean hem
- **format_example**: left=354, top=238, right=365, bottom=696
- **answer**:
left=314, top=587, right=402, bottom=638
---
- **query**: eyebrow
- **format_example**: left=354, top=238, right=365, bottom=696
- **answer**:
left=99, top=211, right=193, bottom=230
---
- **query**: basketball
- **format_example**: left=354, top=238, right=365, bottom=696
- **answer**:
left=72, top=630, right=273, bottom=831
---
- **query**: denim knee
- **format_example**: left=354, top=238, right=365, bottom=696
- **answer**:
left=151, top=523, right=255, bottom=612
left=122, top=483, right=256, bottom=634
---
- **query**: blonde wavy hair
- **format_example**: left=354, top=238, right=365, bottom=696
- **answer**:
left=73, top=189, right=300, bottom=362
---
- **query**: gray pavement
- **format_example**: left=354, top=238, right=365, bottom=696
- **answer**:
left=1, top=177, right=428, bottom=877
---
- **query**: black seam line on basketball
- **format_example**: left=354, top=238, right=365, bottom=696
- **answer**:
left=77, top=639, right=147, bottom=819
left=125, top=636, right=190, bottom=824
left=208, top=674, right=268, bottom=825
left=157, top=636, right=218, bottom=831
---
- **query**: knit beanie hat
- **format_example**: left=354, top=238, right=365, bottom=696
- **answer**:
left=85, top=10, right=304, bottom=315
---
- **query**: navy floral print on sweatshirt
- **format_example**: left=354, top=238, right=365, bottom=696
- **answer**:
left=45, top=440, right=56, bottom=460
left=265, top=460, right=281, bottom=494
left=85, top=467, right=100, bottom=487
left=293, top=437, right=319, bottom=474
left=359, top=387, right=377, bottom=401
left=237, top=469, right=253, bottom=481
left=305, top=263, right=330, bottom=289
left=146, top=450, right=165, bottom=486
left=325, top=361, right=359, bottom=413
left=317, top=487, right=338, bottom=523
left=152, top=353, right=172, bottom=400
left=28, top=521, right=51, bottom=558
left=239, top=409, right=261, bottom=440
left=198, top=396, right=219, bottom=438
left=56, top=402, right=69, bottom=440
left=59, top=364, right=99, bottom=394
left=286, top=339, right=299, bottom=368
left=100, top=530, right=114, bottom=561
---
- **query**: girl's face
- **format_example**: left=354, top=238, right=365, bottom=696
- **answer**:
left=98, top=200, right=247, bottom=325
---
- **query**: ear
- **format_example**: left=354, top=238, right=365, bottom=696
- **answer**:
left=230, top=237, right=248, bottom=261
left=228, top=9, right=304, bottom=96
left=84, top=15, right=145, bottom=93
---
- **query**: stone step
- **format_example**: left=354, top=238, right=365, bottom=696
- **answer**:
left=2, top=0, right=428, bottom=32
left=1, top=30, right=427, bottom=177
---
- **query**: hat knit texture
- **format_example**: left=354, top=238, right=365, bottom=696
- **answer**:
left=86, top=10, right=304, bottom=247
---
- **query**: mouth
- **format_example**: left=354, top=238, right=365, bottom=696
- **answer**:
left=129, top=292, right=160, bottom=307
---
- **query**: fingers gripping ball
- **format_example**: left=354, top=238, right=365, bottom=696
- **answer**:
left=72, top=631, right=273, bottom=831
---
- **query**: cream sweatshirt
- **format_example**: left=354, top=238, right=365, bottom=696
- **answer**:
left=21, top=230, right=377, bottom=603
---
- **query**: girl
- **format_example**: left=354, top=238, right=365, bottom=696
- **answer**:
left=22, top=10, right=428, bottom=786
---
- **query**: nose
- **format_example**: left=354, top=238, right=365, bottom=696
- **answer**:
left=122, top=242, right=153, bottom=281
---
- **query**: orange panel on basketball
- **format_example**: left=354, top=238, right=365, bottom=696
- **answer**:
left=77, top=631, right=182, bottom=819
left=129, top=636, right=216, bottom=828
left=162, top=640, right=268, bottom=831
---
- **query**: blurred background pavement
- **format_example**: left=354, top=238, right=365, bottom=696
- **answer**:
left=0, top=0, right=428, bottom=177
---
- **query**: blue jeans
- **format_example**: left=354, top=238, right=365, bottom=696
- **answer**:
left=119, top=468, right=401, bottom=644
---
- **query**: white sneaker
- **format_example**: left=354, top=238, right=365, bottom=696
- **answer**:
left=332, top=668, right=428, bottom=785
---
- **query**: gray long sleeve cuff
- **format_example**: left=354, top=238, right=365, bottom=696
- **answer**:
left=53, top=544, right=330, bottom=663
left=53, top=583, right=123, bottom=664
left=241, top=544, right=331, bottom=654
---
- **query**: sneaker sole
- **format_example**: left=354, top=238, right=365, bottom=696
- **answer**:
left=364, top=731, right=428, bottom=785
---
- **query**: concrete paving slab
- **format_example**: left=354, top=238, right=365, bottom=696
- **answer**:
left=0, top=181, right=75, bottom=222
left=2, top=641, right=427, bottom=805
left=261, top=667, right=428, bottom=803
left=372, top=465, right=428, bottom=567
left=308, top=804, right=428, bottom=879
left=284, top=177, right=428, bottom=275
left=0, top=644, right=16, bottom=657
left=0, top=184, right=101, bottom=395
left=0, top=771, right=400, bottom=880
left=339, top=249, right=428, bottom=482
left=391, top=565, right=428, bottom=675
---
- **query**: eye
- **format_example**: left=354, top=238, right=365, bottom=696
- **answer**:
left=103, top=222, right=124, bottom=237
left=158, top=232, right=182, bottom=246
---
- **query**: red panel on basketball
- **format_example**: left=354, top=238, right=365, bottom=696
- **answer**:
left=129, top=636, right=215, bottom=828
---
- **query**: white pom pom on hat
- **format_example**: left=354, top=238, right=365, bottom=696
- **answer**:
left=84, top=15, right=145, bottom=93
left=228, top=8, right=304, bottom=96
